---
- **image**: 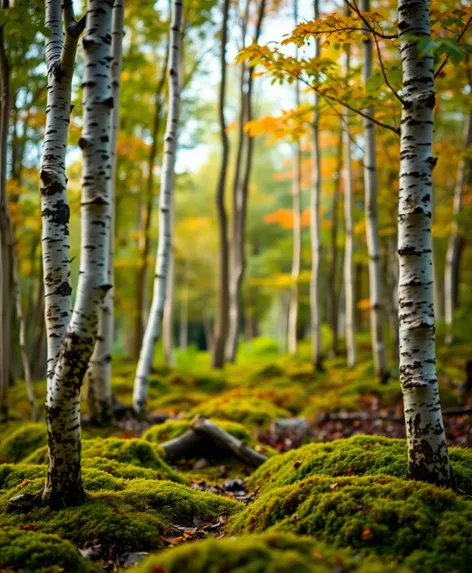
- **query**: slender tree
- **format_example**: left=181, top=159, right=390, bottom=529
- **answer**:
left=310, top=0, right=322, bottom=370
left=444, top=114, right=472, bottom=345
left=133, top=0, right=183, bottom=412
left=343, top=41, right=356, bottom=368
left=42, top=0, right=114, bottom=506
left=0, top=0, right=11, bottom=420
left=288, top=0, right=301, bottom=356
left=85, top=0, right=125, bottom=425
left=361, top=0, right=388, bottom=382
left=226, top=0, right=266, bottom=362
left=397, top=0, right=452, bottom=485
left=211, top=0, right=231, bottom=369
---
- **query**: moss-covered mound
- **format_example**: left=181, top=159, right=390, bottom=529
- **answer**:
left=143, top=418, right=255, bottom=445
left=131, top=532, right=407, bottom=573
left=1, top=473, right=241, bottom=554
left=186, top=396, right=290, bottom=427
left=24, top=438, right=186, bottom=484
left=248, top=435, right=472, bottom=493
left=0, top=527, right=101, bottom=573
left=229, top=475, right=472, bottom=573
left=0, top=424, right=47, bottom=463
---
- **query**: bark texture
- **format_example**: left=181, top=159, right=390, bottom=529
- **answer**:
left=397, top=0, right=452, bottom=485
left=211, top=0, right=231, bottom=369
left=85, top=0, right=125, bottom=425
left=444, top=114, right=472, bottom=344
left=42, top=0, right=113, bottom=507
left=310, top=0, right=322, bottom=370
left=133, top=0, right=182, bottom=413
left=362, top=0, right=388, bottom=382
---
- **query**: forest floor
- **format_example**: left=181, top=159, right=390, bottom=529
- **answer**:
left=1, top=336, right=472, bottom=572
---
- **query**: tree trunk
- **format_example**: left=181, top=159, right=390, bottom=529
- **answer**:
left=445, top=114, right=472, bottom=344
left=387, top=234, right=399, bottom=362
left=211, top=0, right=231, bottom=369
left=397, top=0, right=452, bottom=486
left=85, top=0, right=125, bottom=425
left=133, top=0, right=182, bottom=413
left=362, top=0, right=388, bottom=382
left=310, top=0, right=322, bottom=370
left=0, top=5, right=11, bottom=420
left=343, top=44, right=356, bottom=368
left=328, top=126, right=343, bottom=357
left=163, top=243, right=175, bottom=364
left=134, top=45, right=169, bottom=359
left=288, top=0, right=301, bottom=357
left=226, top=0, right=266, bottom=363
left=179, top=258, right=189, bottom=348
left=42, top=0, right=113, bottom=507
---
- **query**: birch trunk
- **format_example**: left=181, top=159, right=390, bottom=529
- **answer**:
left=397, top=0, right=452, bottom=485
left=179, top=258, right=189, bottom=348
left=288, top=0, right=301, bottom=356
left=133, top=0, right=182, bottom=412
left=0, top=6, right=11, bottom=420
left=226, top=0, right=265, bottom=362
left=445, top=114, right=472, bottom=345
left=362, top=0, right=388, bottom=381
left=42, top=0, right=114, bottom=507
left=328, top=127, right=343, bottom=357
left=343, top=45, right=356, bottom=368
left=163, top=243, right=175, bottom=364
left=85, top=0, right=125, bottom=425
left=211, top=0, right=230, bottom=369
left=310, top=0, right=322, bottom=369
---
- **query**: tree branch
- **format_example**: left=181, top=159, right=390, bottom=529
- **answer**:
left=344, top=0, right=397, bottom=39
left=434, top=15, right=472, bottom=79
left=372, top=30, right=405, bottom=105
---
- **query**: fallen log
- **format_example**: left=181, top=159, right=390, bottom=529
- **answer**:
left=316, top=405, right=472, bottom=424
left=159, top=416, right=268, bottom=467
left=192, top=416, right=268, bottom=467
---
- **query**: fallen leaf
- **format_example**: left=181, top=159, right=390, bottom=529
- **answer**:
left=329, top=482, right=339, bottom=490
left=361, top=527, right=373, bottom=541
left=21, top=523, right=37, bottom=531
left=293, top=460, right=302, bottom=469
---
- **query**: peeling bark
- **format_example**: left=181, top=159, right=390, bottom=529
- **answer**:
left=42, top=0, right=114, bottom=507
left=397, top=0, right=452, bottom=486
left=133, top=0, right=183, bottom=412
left=85, top=0, right=125, bottom=425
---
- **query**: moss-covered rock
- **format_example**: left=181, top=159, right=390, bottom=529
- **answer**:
left=229, top=475, right=472, bottom=573
left=0, top=527, right=101, bottom=573
left=143, top=418, right=255, bottom=445
left=1, top=473, right=241, bottom=554
left=0, top=424, right=47, bottom=463
left=131, top=532, right=407, bottom=573
left=24, top=438, right=186, bottom=484
left=186, top=396, right=290, bottom=427
left=248, top=435, right=472, bottom=493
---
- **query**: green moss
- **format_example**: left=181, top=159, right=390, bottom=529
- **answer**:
left=143, top=418, right=255, bottom=445
left=1, top=473, right=242, bottom=554
left=131, top=532, right=407, bottom=573
left=186, top=396, right=290, bottom=427
left=248, top=435, right=472, bottom=494
left=0, top=424, right=47, bottom=463
left=229, top=475, right=472, bottom=573
left=0, top=527, right=101, bottom=573
left=24, top=438, right=186, bottom=484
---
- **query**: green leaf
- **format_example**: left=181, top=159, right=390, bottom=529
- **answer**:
left=365, top=73, right=383, bottom=93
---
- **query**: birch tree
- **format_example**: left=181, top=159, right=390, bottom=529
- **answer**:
left=85, top=0, right=125, bottom=425
left=211, top=0, right=230, bottom=369
left=41, top=0, right=114, bottom=506
left=288, top=0, right=301, bottom=356
left=133, top=0, right=183, bottom=413
left=310, top=0, right=322, bottom=370
left=444, top=114, right=471, bottom=345
left=343, top=42, right=356, bottom=368
left=361, top=0, right=388, bottom=382
left=397, top=0, right=452, bottom=485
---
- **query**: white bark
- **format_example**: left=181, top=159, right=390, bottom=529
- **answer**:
left=163, top=241, right=175, bottom=365
left=343, top=46, right=356, bottom=368
left=362, top=0, right=388, bottom=381
left=310, top=0, right=322, bottom=369
left=179, top=258, right=189, bottom=348
left=288, top=0, right=301, bottom=356
left=444, top=114, right=472, bottom=344
left=133, top=0, right=182, bottom=413
left=42, top=0, right=114, bottom=506
left=397, top=0, right=452, bottom=485
left=85, top=0, right=125, bottom=424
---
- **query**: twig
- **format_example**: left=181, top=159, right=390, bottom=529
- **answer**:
left=344, top=0, right=397, bottom=39
left=372, top=30, right=405, bottom=105
left=434, top=15, right=472, bottom=79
